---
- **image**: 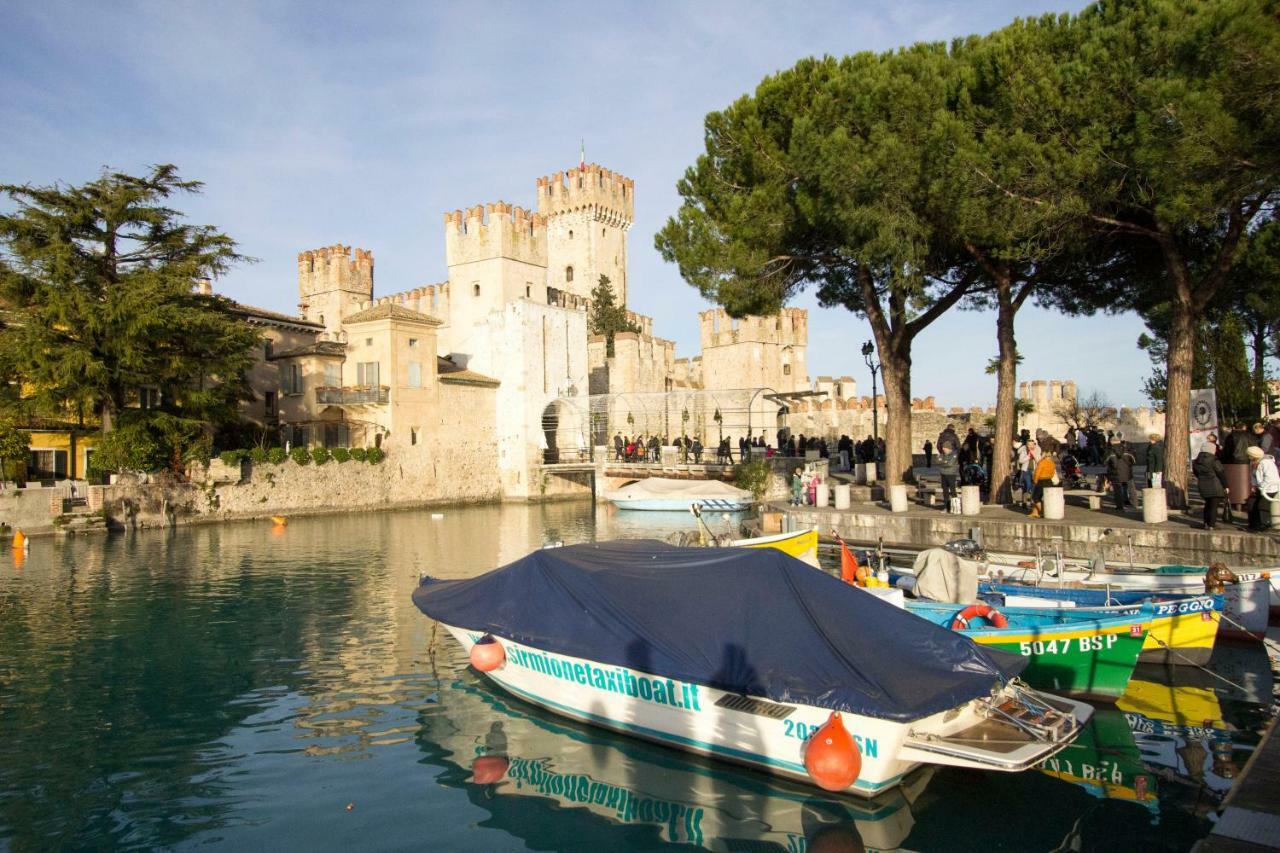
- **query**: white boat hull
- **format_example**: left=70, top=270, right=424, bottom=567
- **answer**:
left=610, top=497, right=752, bottom=512
left=444, top=625, right=1091, bottom=797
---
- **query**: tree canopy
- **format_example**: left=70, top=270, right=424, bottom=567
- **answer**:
left=0, top=165, right=260, bottom=469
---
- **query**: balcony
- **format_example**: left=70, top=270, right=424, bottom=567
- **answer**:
left=315, top=385, right=389, bottom=405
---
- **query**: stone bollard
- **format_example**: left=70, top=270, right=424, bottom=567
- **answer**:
left=960, top=485, right=982, bottom=516
left=855, top=463, right=868, bottom=485
left=1270, top=498, right=1280, bottom=528
left=888, top=484, right=908, bottom=513
left=1142, top=487, right=1168, bottom=524
left=833, top=483, right=851, bottom=510
left=1042, top=486, right=1065, bottom=520
left=815, top=483, right=829, bottom=508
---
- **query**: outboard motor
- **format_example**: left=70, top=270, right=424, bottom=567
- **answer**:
left=943, top=538, right=988, bottom=562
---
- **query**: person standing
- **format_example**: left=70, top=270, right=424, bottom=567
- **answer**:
left=1193, top=435, right=1229, bottom=530
left=1106, top=438, right=1136, bottom=511
left=1029, top=450, right=1058, bottom=519
left=614, top=433, right=624, bottom=462
left=923, top=439, right=933, bottom=469
left=1245, top=445, right=1280, bottom=532
left=790, top=467, right=804, bottom=506
left=936, top=444, right=959, bottom=512
left=1145, top=433, right=1165, bottom=489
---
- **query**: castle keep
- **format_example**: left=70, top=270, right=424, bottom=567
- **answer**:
left=230, top=161, right=811, bottom=499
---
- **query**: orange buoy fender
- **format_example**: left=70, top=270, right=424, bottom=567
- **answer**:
left=951, top=603, right=1009, bottom=631
left=471, top=754, right=510, bottom=785
left=804, top=712, right=862, bottom=792
left=12, top=529, right=26, bottom=551
left=470, top=635, right=506, bottom=672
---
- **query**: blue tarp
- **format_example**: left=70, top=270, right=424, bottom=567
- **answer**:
left=413, top=540, right=1026, bottom=722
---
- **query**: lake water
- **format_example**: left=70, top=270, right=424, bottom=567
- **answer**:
left=0, top=502, right=1274, bottom=851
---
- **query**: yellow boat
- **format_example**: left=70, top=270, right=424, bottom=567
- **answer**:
left=731, top=527, right=820, bottom=567
left=1138, top=598, right=1219, bottom=666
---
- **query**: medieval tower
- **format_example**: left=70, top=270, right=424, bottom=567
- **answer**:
left=537, top=164, right=634, bottom=306
left=296, top=244, right=374, bottom=336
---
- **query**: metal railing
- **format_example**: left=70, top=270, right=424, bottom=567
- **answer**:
left=315, top=386, right=389, bottom=405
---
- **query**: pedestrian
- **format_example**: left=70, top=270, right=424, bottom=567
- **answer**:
left=738, top=435, right=748, bottom=462
left=790, top=467, right=804, bottom=506
left=923, top=439, right=933, bottom=469
left=936, top=444, right=959, bottom=512
left=1016, top=438, right=1039, bottom=505
left=1145, top=433, right=1165, bottom=489
left=692, top=436, right=703, bottom=464
left=1245, top=445, right=1280, bottom=532
left=614, top=432, right=624, bottom=462
left=1193, top=434, right=1229, bottom=530
left=1028, top=450, right=1059, bottom=519
left=1106, top=437, right=1136, bottom=511
left=937, top=424, right=959, bottom=455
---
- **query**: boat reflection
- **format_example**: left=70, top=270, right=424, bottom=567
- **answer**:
left=416, top=671, right=926, bottom=851
left=1037, top=708, right=1159, bottom=812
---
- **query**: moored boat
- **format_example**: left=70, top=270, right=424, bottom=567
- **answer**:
left=731, top=527, right=820, bottom=568
left=603, top=478, right=753, bottom=512
left=904, top=601, right=1149, bottom=700
left=412, top=541, right=1092, bottom=797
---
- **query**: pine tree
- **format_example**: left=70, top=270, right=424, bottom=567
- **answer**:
left=587, top=274, right=638, bottom=356
left=0, top=165, right=261, bottom=467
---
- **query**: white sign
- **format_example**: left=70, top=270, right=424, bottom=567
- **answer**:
left=1189, top=388, right=1218, bottom=458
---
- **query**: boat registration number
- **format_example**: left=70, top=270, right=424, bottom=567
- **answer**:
left=1018, top=635, right=1117, bottom=656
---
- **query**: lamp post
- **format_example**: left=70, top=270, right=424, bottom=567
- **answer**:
left=861, top=341, right=880, bottom=447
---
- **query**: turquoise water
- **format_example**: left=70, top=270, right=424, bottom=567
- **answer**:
left=0, top=502, right=1274, bottom=851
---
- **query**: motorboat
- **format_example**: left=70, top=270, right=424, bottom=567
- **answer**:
left=603, top=478, right=752, bottom=512
left=412, top=541, right=1091, bottom=798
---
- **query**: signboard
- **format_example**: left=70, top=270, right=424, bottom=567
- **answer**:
left=1189, top=388, right=1218, bottom=458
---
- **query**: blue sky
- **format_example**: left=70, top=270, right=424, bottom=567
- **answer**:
left=1, top=0, right=1156, bottom=408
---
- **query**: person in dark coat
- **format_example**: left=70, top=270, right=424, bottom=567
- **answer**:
left=923, top=439, right=933, bottom=469
left=1145, top=433, right=1165, bottom=488
left=1193, top=434, right=1230, bottom=530
left=1106, top=438, right=1136, bottom=511
left=613, top=433, right=624, bottom=462
left=936, top=444, right=959, bottom=511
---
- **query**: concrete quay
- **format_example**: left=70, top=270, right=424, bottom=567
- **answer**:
left=778, top=499, right=1280, bottom=567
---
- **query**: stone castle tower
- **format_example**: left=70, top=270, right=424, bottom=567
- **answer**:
left=698, top=307, right=809, bottom=393
left=443, top=202, right=548, bottom=334
left=297, top=244, right=374, bottom=335
left=537, top=164, right=634, bottom=306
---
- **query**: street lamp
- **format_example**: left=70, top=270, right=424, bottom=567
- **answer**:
left=861, top=341, right=880, bottom=448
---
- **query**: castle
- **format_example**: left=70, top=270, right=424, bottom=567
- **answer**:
left=229, top=161, right=811, bottom=498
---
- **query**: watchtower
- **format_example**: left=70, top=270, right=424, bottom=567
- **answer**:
left=537, top=164, right=634, bottom=306
left=443, top=202, right=548, bottom=332
left=297, top=245, right=374, bottom=334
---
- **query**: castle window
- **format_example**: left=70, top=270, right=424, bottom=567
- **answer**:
left=602, top=228, right=606, bottom=237
left=357, top=361, right=380, bottom=387
left=473, top=284, right=480, bottom=297
left=324, top=363, right=340, bottom=386
left=282, top=364, right=302, bottom=396
left=365, top=338, right=373, bottom=347
left=264, top=340, right=273, bottom=359
left=411, top=428, right=418, bottom=446
left=783, top=364, right=791, bottom=376
left=568, top=230, right=573, bottom=239
left=565, top=266, right=574, bottom=283
left=408, top=338, right=418, bottom=348
left=525, top=284, right=531, bottom=298
left=264, top=391, right=277, bottom=417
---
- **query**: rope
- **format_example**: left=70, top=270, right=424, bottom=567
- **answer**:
left=1146, top=633, right=1249, bottom=692
left=1213, top=609, right=1260, bottom=639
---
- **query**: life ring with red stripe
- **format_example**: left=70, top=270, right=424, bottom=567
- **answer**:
left=951, top=603, right=1009, bottom=631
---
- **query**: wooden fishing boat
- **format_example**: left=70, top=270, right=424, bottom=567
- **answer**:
left=887, top=541, right=1270, bottom=641
left=413, top=541, right=1092, bottom=797
left=981, top=588, right=1222, bottom=666
left=904, top=601, right=1149, bottom=700
left=603, top=478, right=752, bottom=512
left=731, top=527, right=820, bottom=568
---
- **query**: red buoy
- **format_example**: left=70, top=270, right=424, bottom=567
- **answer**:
left=804, top=712, right=862, bottom=792
left=471, top=754, right=510, bottom=785
left=470, top=635, right=506, bottom=672
left=950, top=603, right=1009, bottom=631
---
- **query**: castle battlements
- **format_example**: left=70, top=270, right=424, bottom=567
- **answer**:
left=444, top=202, right=547, bottom=268
left=297, top=244, right=374, bottom=297
left=698, top=307, right=807, bottom=349
left=536, top=164, right=634, bottom=226
left=366, top=282, right=451, bottom=320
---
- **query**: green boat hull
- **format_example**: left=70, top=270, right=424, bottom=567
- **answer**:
left=966, top=625, right=1147, bottom=700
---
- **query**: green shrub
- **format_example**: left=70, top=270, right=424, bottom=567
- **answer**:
left=349, top=447, right=368, bottom=462
left=290, top=446, right=311, bottom=465
left=365, top=447, right=385, bottom=464
left=249, top=446, right=270, bottom=464
left=88, top=422, right=165, bottom=476
left=331, top=447, right=351, bottom=463
left=218, top=449, right=246, bottom=467
left=267, top=447, right=287, bottom=465
left=732, top=459, right=773, bottom=502
left=311, top=447, right=331, bottom=465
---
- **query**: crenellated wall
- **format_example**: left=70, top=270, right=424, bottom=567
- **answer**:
left=538, top=164, right=633, bottom=305
left=698, top=307, right=809, bottom=393
left=297, top=244, right=374, bottom=333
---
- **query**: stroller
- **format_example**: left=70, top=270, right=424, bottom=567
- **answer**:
left=961, top=461, right=988, bottom=489
left=1059, top=453, right=1089, bottom=489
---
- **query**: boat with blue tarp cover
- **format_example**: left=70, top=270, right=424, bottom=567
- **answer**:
left=412, top=540, right=1092, bottom=796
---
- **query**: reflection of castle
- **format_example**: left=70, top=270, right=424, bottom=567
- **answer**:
left=229, top=161, right=809, bottom=498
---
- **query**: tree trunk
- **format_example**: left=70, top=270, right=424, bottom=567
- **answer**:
left=990, top=279, right=1018, bottom=504
left=879, top=341, right=914, bottom=486
left=1164, top=300, right=1196, bottom=510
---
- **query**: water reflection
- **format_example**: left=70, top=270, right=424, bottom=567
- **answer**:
left=0, top=501, right=1274, bottom=852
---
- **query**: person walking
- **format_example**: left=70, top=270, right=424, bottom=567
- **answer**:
left=1029, top=450, right=1059, bottom=519
left=923, top=439, right=933, bottom=469
left=936, top=444, right=959, bottom=512
left=1245, top=445, right=1280, bottom=532
left=1145, top=433, right=1165, bottom=489
left=1106, top=438, right=1136, bottom=511
left=1193, top=435, right=1229, bottom=530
